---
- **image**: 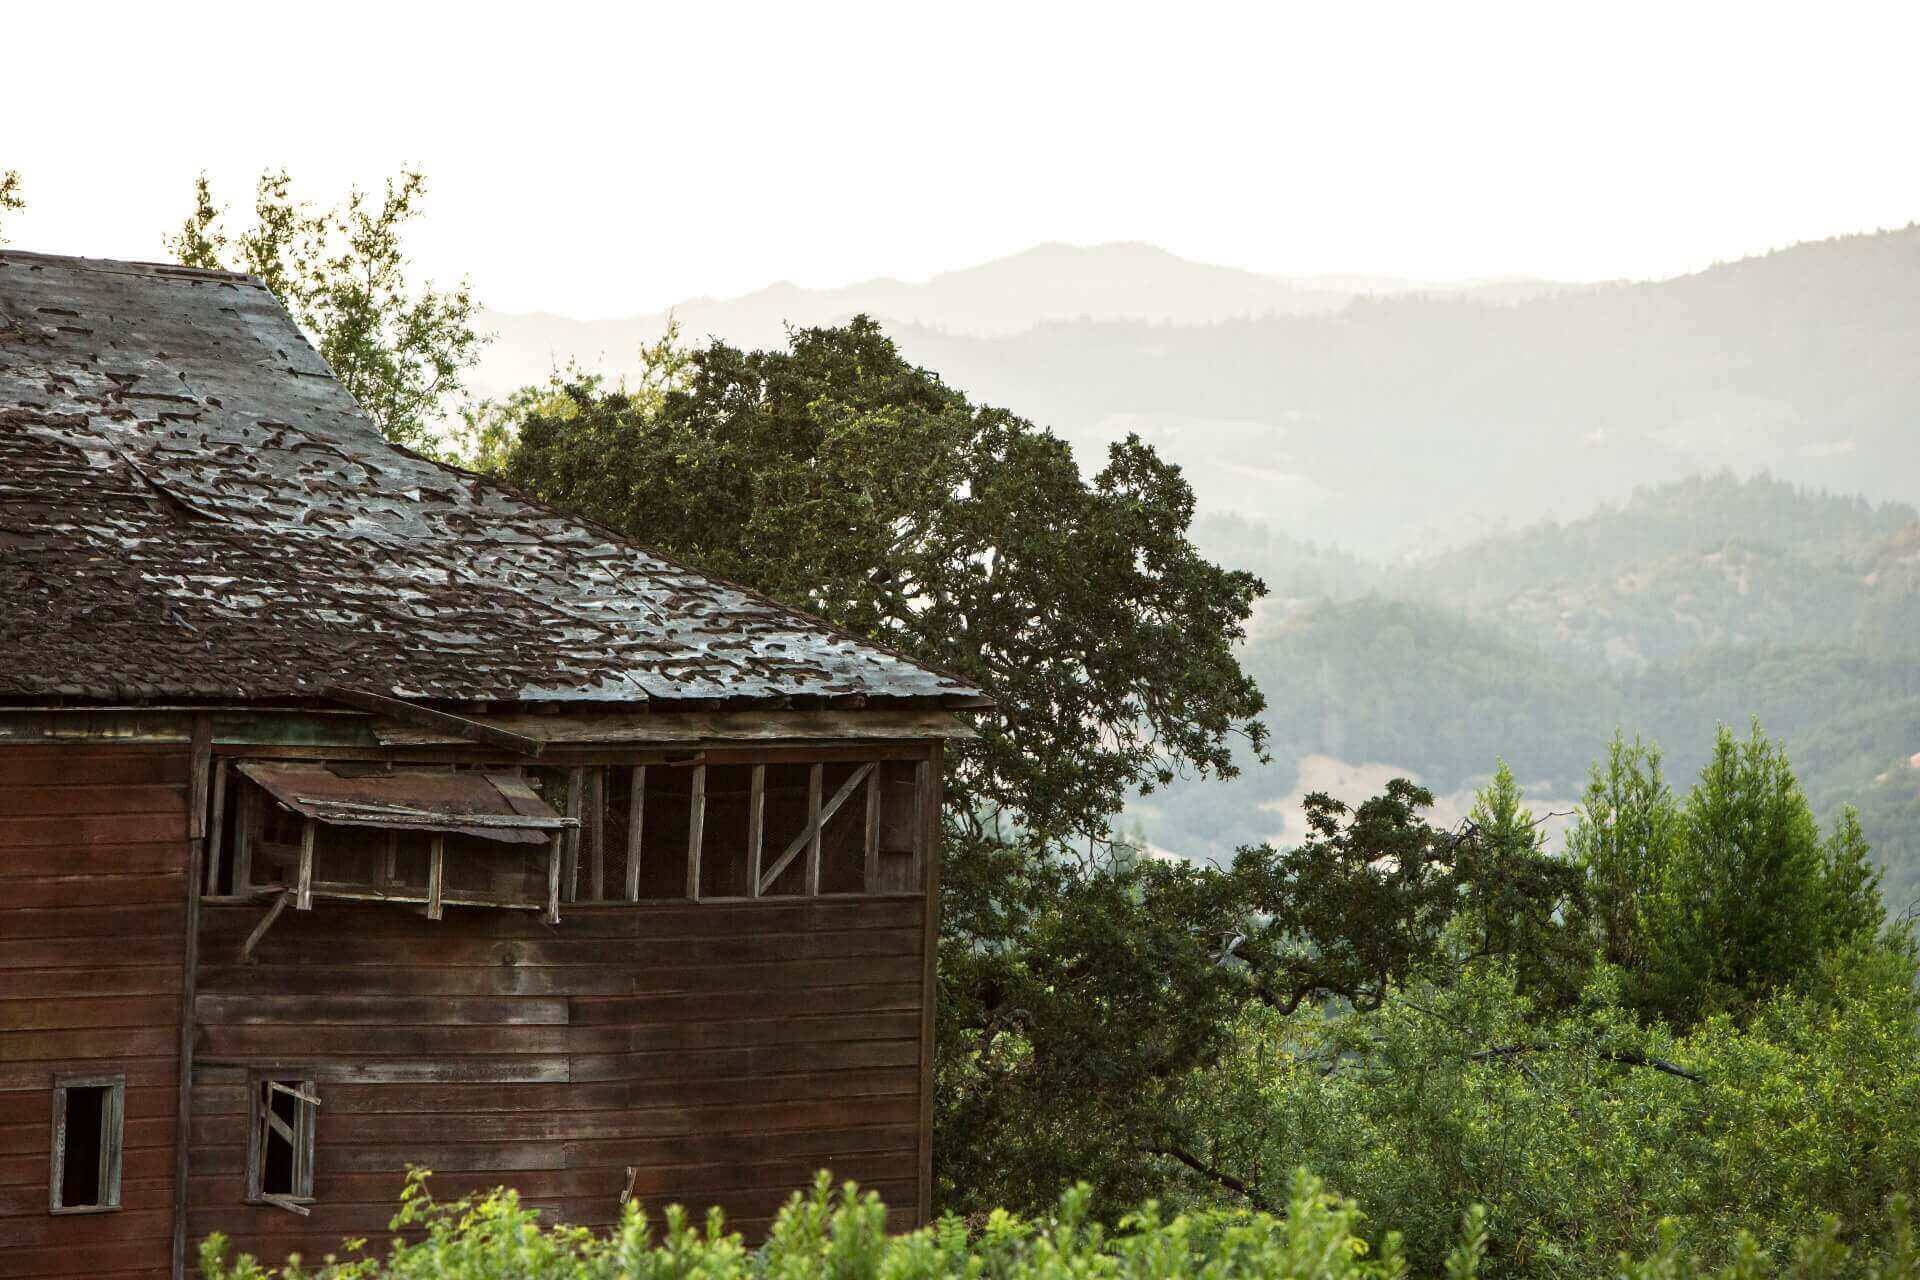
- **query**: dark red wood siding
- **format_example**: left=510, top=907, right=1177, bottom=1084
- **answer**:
left=188, top=896, right=928, bottom=1263
left=0, top=746, right=191, bottom=1280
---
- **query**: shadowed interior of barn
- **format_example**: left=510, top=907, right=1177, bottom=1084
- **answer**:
left=0, top=249, right=987, bottom=1278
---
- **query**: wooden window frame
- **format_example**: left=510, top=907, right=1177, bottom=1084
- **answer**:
left=49, top=1073, right=124, bottom=1215
left=245, top=1070, right=319, bottom=1215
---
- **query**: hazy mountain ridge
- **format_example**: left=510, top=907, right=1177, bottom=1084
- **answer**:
left=881, top=226, right=1920, bottom=554
left=471, top=241, right=1571, bottom=413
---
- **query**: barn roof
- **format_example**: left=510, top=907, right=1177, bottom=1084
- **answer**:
left=0, top=250, right=982, bottom=707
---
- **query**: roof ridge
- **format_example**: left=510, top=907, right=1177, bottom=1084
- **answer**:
left=0, top=247, right=258, bottom=287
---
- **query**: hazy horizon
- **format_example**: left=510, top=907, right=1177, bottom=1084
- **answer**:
left=10, top=0, right=1920, bottom=318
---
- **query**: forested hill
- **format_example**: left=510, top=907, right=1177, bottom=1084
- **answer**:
left=890, top=226, right=1920, bottom=556
left=1142, top=475, right=1920, bottom=913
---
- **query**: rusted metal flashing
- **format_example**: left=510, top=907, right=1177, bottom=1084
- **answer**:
left=0, top=250, right=983, bottom=707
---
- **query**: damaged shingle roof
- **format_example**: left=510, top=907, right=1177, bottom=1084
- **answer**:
left=0, top=250, right=981, bottom=706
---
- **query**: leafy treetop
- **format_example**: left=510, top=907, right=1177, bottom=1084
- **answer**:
left=165, top=168, right=484, bottom=451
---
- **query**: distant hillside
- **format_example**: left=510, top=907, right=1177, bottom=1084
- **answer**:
left=1140, top=476, right=1920, bottom=914
left=885, top=227, right=1920, bottom=554
left=1391, top=473, right=1920, bottom=664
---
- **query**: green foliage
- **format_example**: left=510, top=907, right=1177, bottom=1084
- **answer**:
left=196, top=1168, right=1412, bottom=1280
left=165, top=168, right=484, bottom=450
left=1172, top=942, right=1920, bottom=1280
left=0, top=169, right=21, bottom=243
left=1567, top=724, right=1889, bottom=1026
left=1458, top=762, right=1588, bottom=1004
left=937, top=779, right=1590, bottom=1218
left=193, top=1167, right=1920, bottom=1280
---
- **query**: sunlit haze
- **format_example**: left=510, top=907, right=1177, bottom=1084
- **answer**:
left=7, top=0, right=1920, bottom=317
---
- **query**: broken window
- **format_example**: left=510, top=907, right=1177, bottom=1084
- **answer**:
left=247, top=1075, right=318, bottom=1214
left=206, top=753, right=930, bottom=909
left=49, top=1075, right=123, bottom=1214
left=207, top=763, right=571, bottom=921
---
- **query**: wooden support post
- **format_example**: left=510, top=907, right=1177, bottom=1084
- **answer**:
left=426, top=836, right=445, bottom=921
left=562, top=768, right=584, bottom=902
left=864, top=765, right=882, bottom=891
left=915, top=741, right=944, bottom=1227
left=586, top=767, right=605, bottom=902
left=746, top=764, right=766, bottom=898
left=187, top=715, right=212, bottom=841
left=805, top=763, right=824, bottom=896
left=685, top=763, right=706, bottom=900
left=545, top=831, right=563, bottom=925
left=171, top=728, right=208, bottom=1280
left=381, top=831, right=399, bottom=887
left=203, top=758, right=228, bottom=897
left=625, top=765, right=645, bottom=902
left=294, top=818, right=315, bottom=911
left=232, top=784, right=256, bottom=897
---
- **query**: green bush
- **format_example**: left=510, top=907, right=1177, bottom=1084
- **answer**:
left=198, top=1169, right=1917, bottom=1280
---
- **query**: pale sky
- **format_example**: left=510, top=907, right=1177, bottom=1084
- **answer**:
left=6, top=0, right=1918, bottom=318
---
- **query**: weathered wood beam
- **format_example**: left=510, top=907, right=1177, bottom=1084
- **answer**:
left=686, top=764, right=707, bottom=900
left=323, top=686, right=545, bottom=756
left=625, top=765, right=645, bottom=902
left=746, top=765, right=766, bottom=899
left=240, top=891, right=294, bottom=963
left=232, top=785, right=256, bottom=896
left=426, top=836, right=446, bottom=921
left=203, top=758, right=228, bottom=897
left=294, top=819, right=316, bottom=910
left=562, top=769, right=584, bottom=902
left=586, top=767, right=605, bottom=901
left=545, top=831, right=564, bottom=925
left=188, top=715, right=212, bottom=840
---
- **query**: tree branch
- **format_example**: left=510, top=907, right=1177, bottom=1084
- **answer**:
left=1148, top=1145, right=1276, bottom=1214
left=1469, top=1042, right=1703, bottom=1083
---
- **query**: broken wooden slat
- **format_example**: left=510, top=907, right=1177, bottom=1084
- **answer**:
left=381, top=831, right=399, bottom=887
left=625, top=765, right=646, bottom=902
left=685, top=764, right=707, bottom=900
left=562, top=768, right=584, bottom=903
left=545, top=831, right=563, bottom=926
left=240, top=891, right=294, bottom=963
left=426, top=835, right=446, bottom=921
left=203, top=758, right=229, bottom=896
left=294, top=819, right=315, bottom=911
left=762, top=762, right=874, bottom=896
left=232, top=784, right=256, bottom=897
left=746, top=765, right=766, bottom=899
left=586, top=767, right=605, bottom=901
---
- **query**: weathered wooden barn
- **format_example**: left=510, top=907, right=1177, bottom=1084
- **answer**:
left=0, top=250, right=986, bottom=1278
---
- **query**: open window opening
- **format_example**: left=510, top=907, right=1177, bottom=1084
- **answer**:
left=206, top=763, right=572, bottom=923
left=50, top=1075, right=123, bottom=1214
left=247, top=1075, right=318, bottom=1215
